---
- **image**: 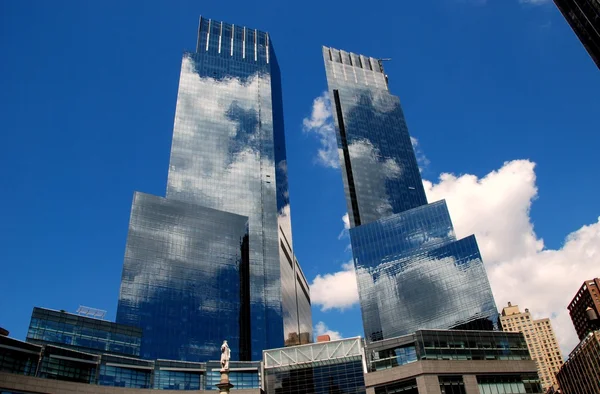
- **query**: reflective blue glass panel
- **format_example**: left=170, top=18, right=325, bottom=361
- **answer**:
left=323, top=47, right=427, bottom=228
left=324, top=46, right=498, bottom=342
left=116, top=192, right=249, bottom=361
left=117, top=17, right=310, bottom=361
left=166, top=22, right=282, bottom=361
left=350, top=203, right=498, bottom=341
left=98, top=366, right=151, bottom=388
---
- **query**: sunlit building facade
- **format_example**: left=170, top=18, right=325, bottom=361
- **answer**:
left=116, top=17, right=311, bottom=362
left=322, top=46, right=498, bottom=343
left=366, top=329, right=542, bottom=394
left=499, top=303, right=563, bottom=391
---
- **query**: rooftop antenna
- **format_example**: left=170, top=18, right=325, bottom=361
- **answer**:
left=76, top=305, right=107, bottom=320
left=377, top=58, right=392, bottom=86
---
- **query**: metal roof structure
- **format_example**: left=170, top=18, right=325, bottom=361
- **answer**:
left=263, top=337, right=364, bottom=370
left=76, top=305, right=107, bottom=320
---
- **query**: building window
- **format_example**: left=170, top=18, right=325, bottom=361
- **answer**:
left=375, top=378, right=418, bottom=394
left=477, top=374, right=542, bottom=394
left=439, top=375, right=466, bottom=394
left=98, top=365, right=151, bottom=388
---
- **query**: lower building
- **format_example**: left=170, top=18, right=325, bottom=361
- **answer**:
left=0, top=331, right=543, bottom=394
left=116, top=192, right=252, bottom=362
left=349, top=201, right=499, bottom=343
left=0, top=335, right=261, bottom=392
left=263, top=337, right=366, bottom=394
left=366, top=329, right=543, bottom=394
left=556, top=330, right=600, bottom=394
left=26, top=307, right=142, bottom=357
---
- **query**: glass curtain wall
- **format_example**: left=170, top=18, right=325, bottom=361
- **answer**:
left=323, top=46, right=498, bottom=342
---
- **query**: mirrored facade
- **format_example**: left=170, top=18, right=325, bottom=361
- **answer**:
left=117, top=192, right=250, bottom=361
left=323, top=46, right=498, bottom=343
left=116, top=17, right=311, bottom=362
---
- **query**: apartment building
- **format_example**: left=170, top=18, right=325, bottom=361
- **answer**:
left=500, top=302, right=563, bottom=391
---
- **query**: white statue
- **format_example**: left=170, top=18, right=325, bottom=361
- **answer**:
left=220, top=340, right=230, bottom=371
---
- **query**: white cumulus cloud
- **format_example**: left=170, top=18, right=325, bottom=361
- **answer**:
left=314, top=321, right=342, bottom=341
left=424, top=160, right=600, bottom=356
left=302, top=92, right=340, bottom=168
left=411, top=136, right=430, bottom=172
left=311, top=262, right=359, bottom=311
left=311, top=158, right=600, bottom=356
left=338, top=213, right=350, bottom=240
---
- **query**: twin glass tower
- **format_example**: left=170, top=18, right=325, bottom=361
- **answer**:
left=116, top=17, right=312, bottom=362
left=323, top=46, right=499, bottom=343
left=116, top=16, right=499, bottom=363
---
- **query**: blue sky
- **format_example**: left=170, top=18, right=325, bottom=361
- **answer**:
left=1, top=0, right=598, bottom=356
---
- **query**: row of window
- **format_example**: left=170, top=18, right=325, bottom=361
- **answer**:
left=376, top=374, right=542, bottom=394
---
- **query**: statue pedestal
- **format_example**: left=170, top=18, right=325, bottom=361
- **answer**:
left=216, top=370, right=234, bottom=394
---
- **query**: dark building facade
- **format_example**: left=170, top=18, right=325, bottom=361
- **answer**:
left=26, top=307, right=142, bottom=357
left=322, top=46, right=498, bottom=343
left=0, top=335, right=261, bottom=391
left=116, top=17, right=311, bottom=362
left=556, top=330, right=600, bottom=394
left=553, top=0, right=600, bottom=69
left=568, top=278, right=600, bottom=340
left=1, top=332, right=542, bottom=393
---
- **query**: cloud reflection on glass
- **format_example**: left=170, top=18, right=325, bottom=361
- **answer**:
left=323, top=46, right=498, bottom=342
left=117, top=18, right=311, bottom=362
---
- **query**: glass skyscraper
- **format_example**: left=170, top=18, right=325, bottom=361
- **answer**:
left=116, top=17, right=312, bottom=362
left=323, top=46, right=498, bottom=343
left=553, top=0, right=600, bottom=69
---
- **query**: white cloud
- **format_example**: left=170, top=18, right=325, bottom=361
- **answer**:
left=311, top=158, right=600, bottom=355
left=411, top=136, right=430, bottom=172
left=302, top=92, right=340, bottom=168
left=424, top=161, right=600, bottom=356
left=338, top=213, right=350, bottom=240
left=311, top=262, right=359, bottom=311
left=423, top=160, right=542, bottom=266
left=314, top=321, right=342, bottom=341
left=342, top=213, right=350, bottom=230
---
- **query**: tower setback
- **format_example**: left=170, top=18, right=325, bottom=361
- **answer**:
left=323, top=46, right=498, bottom=342
left=116, top=17, right=312, bottom=362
